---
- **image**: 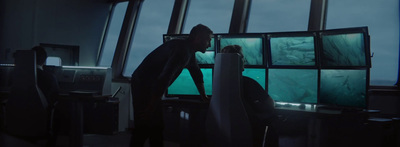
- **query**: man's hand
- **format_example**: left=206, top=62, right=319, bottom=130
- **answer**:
left=202, top=95, right=210, bottom=102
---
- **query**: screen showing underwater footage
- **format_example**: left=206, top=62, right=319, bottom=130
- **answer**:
left=219, top=37, right=264, bottom=66
left=269, top=36, right=316, bottom=66
left=320, top=33, right=366, bottom=67
left=268, top=68, right=318, bottom=104
left=319, top=69, right=367, bottom=108
left=242, top=68, right=266, bottom=89
left=167, top=68, right=213, bottom=96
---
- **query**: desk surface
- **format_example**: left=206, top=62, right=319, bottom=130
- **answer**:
left=58, top=92, right=111, bottom=101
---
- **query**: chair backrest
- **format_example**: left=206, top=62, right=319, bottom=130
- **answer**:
left=5, top=50, right=49, bottom=137
left=205, top=53, right=253, bottom=147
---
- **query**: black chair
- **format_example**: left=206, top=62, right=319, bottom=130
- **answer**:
left=4, top=50, right=55, bottom=146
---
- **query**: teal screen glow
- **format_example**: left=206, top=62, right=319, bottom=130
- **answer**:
left=270, top=36, right=315, bottom=66
left=196, top=51, right=215, bottom=64
left=167, top=68, right=213, bottom=96
left=219, top=37, right=263, bottom=65
left=321, top=33, right=366, bottom=67
left=242, top=68, right=266, bottom=89
left=268, top=69, right=318, bottom=103
left=320, top=69, right=367, bottom=108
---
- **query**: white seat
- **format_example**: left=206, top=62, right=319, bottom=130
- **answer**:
left=205, top=53, right=253, bottom=147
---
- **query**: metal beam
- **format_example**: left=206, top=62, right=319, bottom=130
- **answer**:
left=308, top=0, right=328, bottom=31
left=111, top=0, right=143, bottom=79
left=167, top=0, right=189, bottom=34
left=229, top=0, right=251, bottom=34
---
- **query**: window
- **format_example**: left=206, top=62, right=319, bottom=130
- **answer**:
left=247, top=0, right=311, bottom=33
left=326, top=0, right=399, bottom=86
left=98, top=2, right=128, bottom=67
left=183, top=0, right=234, bottom=33
left=46, top=57, right=62, bottom=66
left=123, top=0, right=174, bottom=76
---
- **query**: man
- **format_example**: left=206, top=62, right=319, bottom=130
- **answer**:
left=32, top=46, right=60, bottom=146
left=130, top=24, right=213, bottom=147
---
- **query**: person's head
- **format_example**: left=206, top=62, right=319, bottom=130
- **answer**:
left=31, top=46, right=47, bottom=66
left=220, top=45, right=245, bottom=71
left=188, top=24, right=213, bottom=53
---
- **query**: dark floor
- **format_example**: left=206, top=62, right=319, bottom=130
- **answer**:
left=1, top=99, right=400, bottom=147
left=0, top=131, right=180, bottom=147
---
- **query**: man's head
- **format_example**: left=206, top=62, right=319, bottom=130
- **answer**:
left=221, top=45, right=245, bottom=71
left=31, top=46, right=47, bottom=66
left=188, top=24, right=213, bottom=53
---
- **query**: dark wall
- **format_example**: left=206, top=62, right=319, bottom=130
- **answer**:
left=0, top=0, right=112, bottom=66
left=369, top=90, right=400, bottom=117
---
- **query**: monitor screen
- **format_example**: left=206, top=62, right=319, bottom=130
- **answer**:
left=268, top=69, right=318, bottom=104
left=269, top=35, right=316, bottom=66
left=164, top=34, right=215, bottom=65
left=167, top=68, right=213, bottom=96
left=242, top=68, right=266, bottom=89
left=320, top=32, right=366, bottom=67
left=319, top=69, right=367, bottom=108
left=219, top=36, right=264, bottom=66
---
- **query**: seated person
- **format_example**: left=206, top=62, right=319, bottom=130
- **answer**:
left=220, top=45, right=278, bottom=147
left=32, top=46, right=63, bottom=145
left=31, top=46, right=60, bottom=106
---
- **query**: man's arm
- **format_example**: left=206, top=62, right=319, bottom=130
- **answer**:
left=187, top=56, right=209, bottom=102
left=195, top=82, right=209, bottom=102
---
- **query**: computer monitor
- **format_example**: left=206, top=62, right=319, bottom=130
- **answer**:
left=319, top=69, right=368, bottom=109
left=218, top=34, right=265, bottom=66
left=268, top=68, right=318, bottom=104
left=319, top=27, right=370, bottom=68
left=267, top=32, right=317, bottom=67
left=242, top=68, right=266, bottom=90
left=166, top=68, right=213, bottom=97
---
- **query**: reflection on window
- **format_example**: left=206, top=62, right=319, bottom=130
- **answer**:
left=123, top=0, right=174, bottom=76
left=326, top=0, right=399, bottom=86
left=183, top=0, right=234, bottom=33
left=98, top=2, right=128, bottom=67
left=247, top=0, right=311, bottom=33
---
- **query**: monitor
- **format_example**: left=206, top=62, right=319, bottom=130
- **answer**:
left=268, top=68, right=318, bottom=104
left=242, top=68, right=266, bottom=90
left=319, top=69, right=367, bottom=109
left=218, top=35, right=265, bottom=66
left=267, top=32, right=317, bottom=67
left=167, top=68, right=213, bottom=97
left=319, top=27, right=369, bottom=68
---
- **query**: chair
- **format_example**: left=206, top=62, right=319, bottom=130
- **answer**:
left=4, top=50, right=55, bottom=144
left=205, top=53, right=253, bottom=147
